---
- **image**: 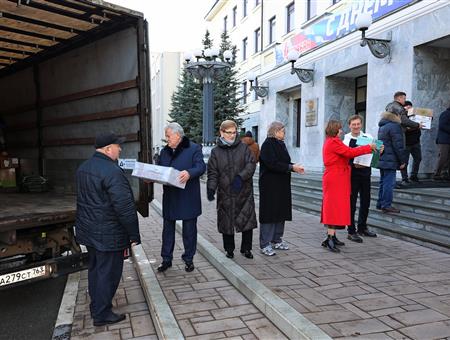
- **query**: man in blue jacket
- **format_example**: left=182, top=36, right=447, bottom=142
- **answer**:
left=377, top=112, right=407, bottom=214
left=434, top=106, right=450, bottom=180
left=157, top=123, right=206, bottom=273
left=76, top=133, right=140, bottom=326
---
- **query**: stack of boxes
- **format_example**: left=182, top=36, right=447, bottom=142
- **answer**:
left=0, top=154, right=19, bottom=189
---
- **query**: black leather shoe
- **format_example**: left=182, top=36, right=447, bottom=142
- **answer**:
left=241, top=250, right=253, bottom=259
left=321, top=236, right=340, bottom=253
left=226, top=251, right=234, bottom=258
left=359, top=230, right=377, bottom=237
left=93, top=312, right=126, bottom=327
left=410, top=175, right=419, bottom=182
left=347, top=233, right=363, bottom=243
left=332, top=235, right=345, bottom=246
left=157, top=261, right=172, bottom=272
left=382, top=207, right=400, bottom=213
left=185, top=262, right=195, bottom=272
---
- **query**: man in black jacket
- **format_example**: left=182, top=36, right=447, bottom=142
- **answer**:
left=385, top=92, right=420, bottom=132
left=386, top=91, right=421, bottom=187
left=75, top=133, right=140, bottom=326
left=401, top=101, right=422, bottom=183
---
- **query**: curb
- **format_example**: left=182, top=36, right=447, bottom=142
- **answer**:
left=132, top=243, right=184, bottom=340
left=52, top=271, right=81, bottom=340
left=151, top=199, right=331, bottom=340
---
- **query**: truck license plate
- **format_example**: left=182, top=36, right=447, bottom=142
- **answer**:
left=0, top=266, right=47, bottom=287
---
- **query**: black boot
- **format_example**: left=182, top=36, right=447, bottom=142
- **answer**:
left=321, top=235, right=340, bottom=253
left=332, top=235, right=345, bottom=246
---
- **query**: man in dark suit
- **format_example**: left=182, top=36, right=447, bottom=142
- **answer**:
left=76, top=133, right=140, bottom=326
left=157, top=123, right=206, bottom=273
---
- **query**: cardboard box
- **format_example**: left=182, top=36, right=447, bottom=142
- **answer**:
left=132, top=162, right=186, bottom=189
left=10, top=158, right=19, bottom=168
left=410, top=107, right=433, bottom=130
left=0, top=168, right=16, bottom=188
left=0, top=157, right=19, bottom=169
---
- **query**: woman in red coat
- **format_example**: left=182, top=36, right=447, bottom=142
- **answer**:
left=321, top=120, right=376, bottom=253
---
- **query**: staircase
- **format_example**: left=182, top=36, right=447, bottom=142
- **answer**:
left=254, top=172, right=450, bottom=253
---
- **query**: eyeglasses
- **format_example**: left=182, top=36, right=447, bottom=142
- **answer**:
left=223, top=130, right=237, bottom=135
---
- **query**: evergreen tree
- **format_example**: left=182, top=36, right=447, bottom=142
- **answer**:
left=170, top=30, right=245, bottom=143
left=213, top=30, right=244, bottom=132
left=169, top=63, right=202, bottom=143
left=202, top=29, right=213, bottom=50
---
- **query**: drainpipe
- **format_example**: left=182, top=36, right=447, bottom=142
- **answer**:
left=260, top=0, right=264, bottom=51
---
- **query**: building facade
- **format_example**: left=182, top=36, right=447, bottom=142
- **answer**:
left=150, top=52, right=182, bottom=153
left=206, top=0, right=450, bottom=175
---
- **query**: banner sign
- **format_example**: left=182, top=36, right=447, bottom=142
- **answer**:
left=276, top=0, right=414, bottom=64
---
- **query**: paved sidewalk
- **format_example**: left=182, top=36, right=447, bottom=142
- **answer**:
left=70, top=259, right=157, bottom=340
left=138, top=206, right=287, bottom=339
left=154, top=184, right=450, bottom=340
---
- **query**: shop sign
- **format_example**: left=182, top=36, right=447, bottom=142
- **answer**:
left=276, top=0, right=414, bottom=65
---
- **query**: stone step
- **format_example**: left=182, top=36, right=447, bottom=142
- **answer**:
left=254, top=177, right=450, bottom=220
left=254, top=190, right=450, bottom=253
left=290, top=188, right=450, bottom=225
left=369, top=210, right=450, bottom=238
left=292, top=199, right=450, bottom=253
left=288, top=176, right=450, bottom=206
left=288, top=188, right=450, bottom=238
left=365, top=217, right=450, bottom=254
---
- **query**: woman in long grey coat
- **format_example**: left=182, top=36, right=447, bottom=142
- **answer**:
left=207, top=120, right=257, bottom=259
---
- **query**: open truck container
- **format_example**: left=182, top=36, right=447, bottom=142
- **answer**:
left=0, top=0, right=152, bottom=289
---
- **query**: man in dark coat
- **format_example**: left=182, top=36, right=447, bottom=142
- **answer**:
left=385, top=91, right=420, bottom=133
left=157, top=123, right=206, bottom=273
left=76, top=133, right=140, bottom=327
left=207, top=120, right=257, bottom=259
left=434, top=106, right=450, bottom=180
left=377, top=112, right=408, bottom=214
left=259, top=121, right=304, bottom=256
left=401, top=101, right=422, bottom=183
left=386, top=91, right=421, bottom=187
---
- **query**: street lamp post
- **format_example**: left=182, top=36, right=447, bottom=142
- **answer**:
left=184, top=48, right=233, bottom=145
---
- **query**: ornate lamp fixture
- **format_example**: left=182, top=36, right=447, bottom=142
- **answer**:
left=287, top=50, right=314, bottom=83
left=184, top=48, right=233, bottom=145
left=355, top=13, right=391, bottom=59
left=247, top=71, right=268, bottom=98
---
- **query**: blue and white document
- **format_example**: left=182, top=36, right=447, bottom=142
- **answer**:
left=354, top=136, right=374, bottom=167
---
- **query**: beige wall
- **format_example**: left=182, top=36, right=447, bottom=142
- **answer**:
left=205, top=0, right=337, bottom=118
left=151, top=52, right=182, bottom=150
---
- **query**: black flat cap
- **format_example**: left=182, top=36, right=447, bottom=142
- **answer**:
left=95, top=133, right=126, bottom=148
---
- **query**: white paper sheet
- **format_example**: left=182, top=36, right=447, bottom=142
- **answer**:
left=353, top=153, right=373, bottom=167
left=410, top=115, right=431, bottom=129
